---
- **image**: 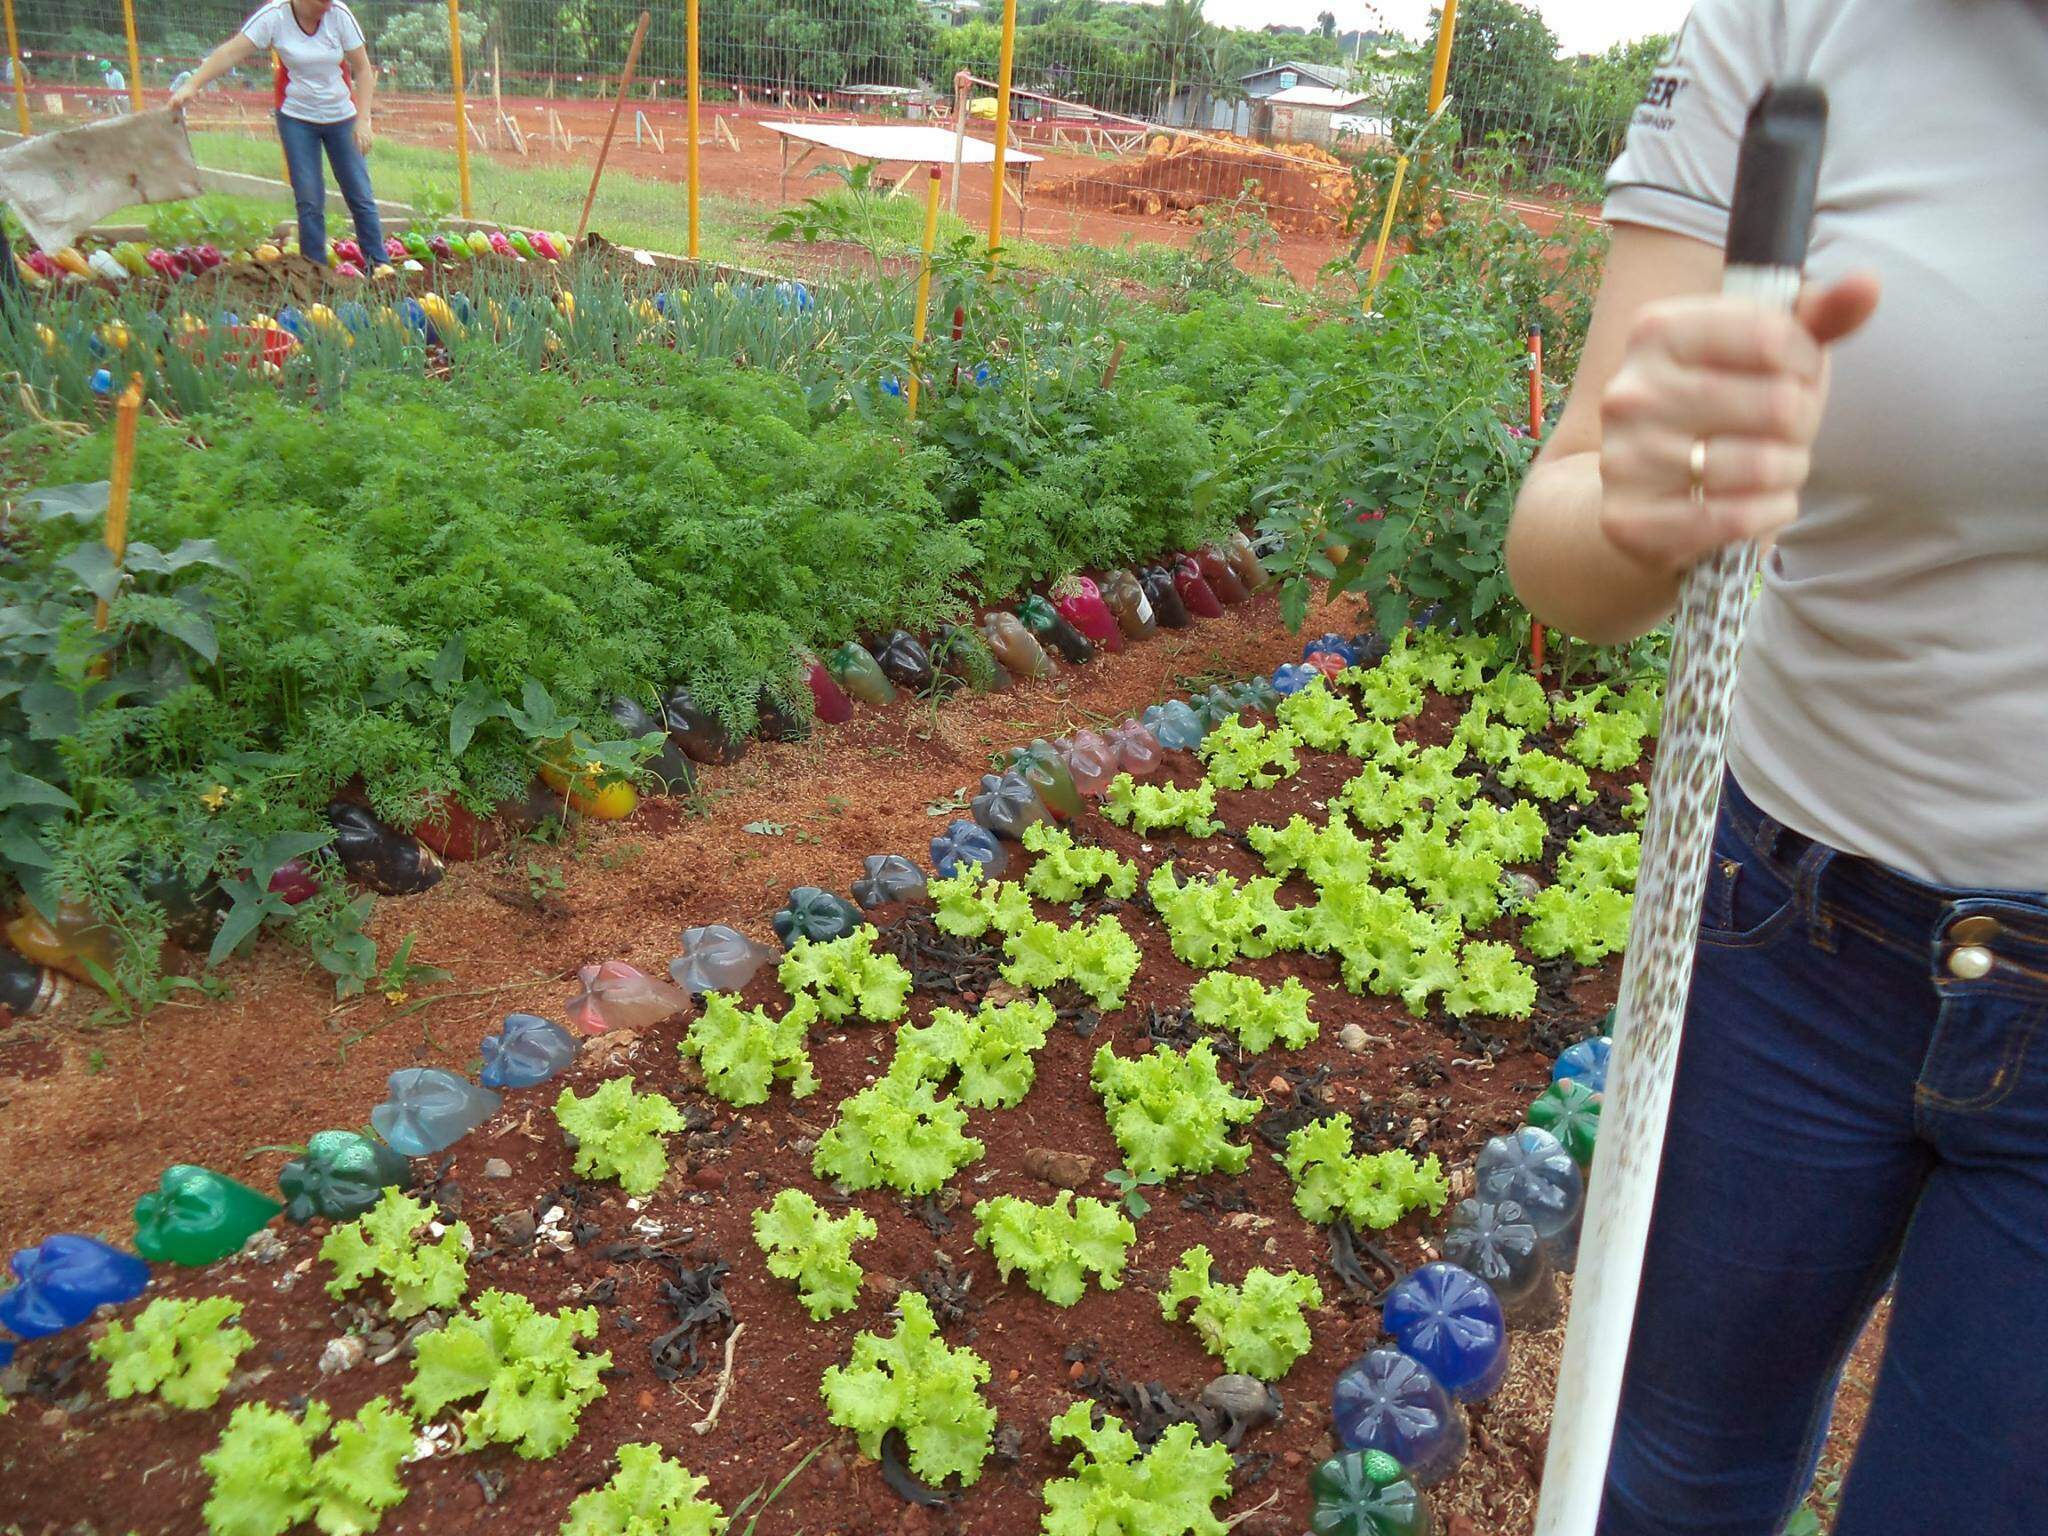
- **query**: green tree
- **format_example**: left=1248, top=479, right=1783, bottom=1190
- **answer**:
left=1150, top=0, right=1212, bottom=122
left=376, top=6, right=487, bottom=92
left=1397, top=0, right=1564, bottom=161
left=1316, top=10, right=1337, bottom=40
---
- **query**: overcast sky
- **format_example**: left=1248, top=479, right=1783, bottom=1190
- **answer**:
left=1197, top=0, right=1694, bottom=56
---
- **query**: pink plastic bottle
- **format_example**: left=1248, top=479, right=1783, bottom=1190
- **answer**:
left=1308, top=650, right=1350, bottom=681
left=1108, top=719, right=1163, bottom=779
left=1054, top=576, right=1123, bottom=652
left=804, top=655, right=854, bottom=724
left=1060, top=729, right=1119, bottom=796
left=1197, top=544, right=1250, bottom=604
left=1173, top=554, right=1225, bottom=619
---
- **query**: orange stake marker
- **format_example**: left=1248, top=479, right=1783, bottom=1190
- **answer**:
left=96, top=377, right=145, bottom=635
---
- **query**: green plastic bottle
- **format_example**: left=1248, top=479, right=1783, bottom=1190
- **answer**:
left=402, top=230, right=434, bottom=263
left=1527, top=1077, right=1601, bottom=1168
left=1309, top=1449, right=1433, bottom=1536
left=1006, top=740, right=1083, bottom=821
left=828, top=641, right=896, bottom=707
left=133, top=1165, right=283, bottom=1265
left=508, top=230, right=540, bottom=261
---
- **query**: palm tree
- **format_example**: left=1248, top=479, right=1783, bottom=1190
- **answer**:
left=1151, top=0, right=1210, bottom=124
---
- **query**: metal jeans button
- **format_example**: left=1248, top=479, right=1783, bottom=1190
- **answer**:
left=1947, top=944, right=1994, bottom=981
left=1949, top=915, right=2002, bottom=946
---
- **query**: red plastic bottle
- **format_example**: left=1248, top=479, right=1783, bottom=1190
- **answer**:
left=411, top=795, right=502, bottom=861
left=1197, top=544, right=1249, bottom=604
left=805, top=656, right=854, bottom=724
left=1053, top=576, right=1122, bottom=652
left=1172, top=554, right=1224, bottom=619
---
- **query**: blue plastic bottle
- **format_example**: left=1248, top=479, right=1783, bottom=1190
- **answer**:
left=1475, top=1126, right=1584, bottom=1273
left=1553, top=1035, right=1611, bottom=1095
left=0, top=1235, right=150, bottom=1340
left=1380, top=1263, right=1508, bottom=1402
left=1331, top=1349, right=1466, bottom=1488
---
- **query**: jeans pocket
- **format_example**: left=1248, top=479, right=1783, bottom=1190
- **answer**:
left=1698, top=811, right=1798, bottom=947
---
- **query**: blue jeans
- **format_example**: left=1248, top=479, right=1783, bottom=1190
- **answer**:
left=276, top=112, right=383, bottom=266
left=1601, top=774, right=2048, bottom=1534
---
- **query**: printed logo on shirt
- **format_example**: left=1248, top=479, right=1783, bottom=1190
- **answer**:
left=1634, top=15, right=1694, bottom=134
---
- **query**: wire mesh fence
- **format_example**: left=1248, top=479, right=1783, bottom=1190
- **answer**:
left=6, top=0, right=1669, bottom=260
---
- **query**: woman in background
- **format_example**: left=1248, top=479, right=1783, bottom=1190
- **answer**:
left=169, top=0, right=383, bottom=266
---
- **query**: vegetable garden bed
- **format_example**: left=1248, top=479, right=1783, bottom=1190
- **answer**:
left=0, top=623, right=1647, bottom=1535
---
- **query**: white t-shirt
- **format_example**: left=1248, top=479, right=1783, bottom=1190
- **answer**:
left=1605, top=0, right=2048, bottom=890
left=241, top=0, right=366, bottom=124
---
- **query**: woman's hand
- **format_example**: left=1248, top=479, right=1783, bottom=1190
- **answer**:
left=1594, top=274, right=1881, bottom=575
left=169, top=80, right=197, bottom=115
left=354, top=116, right=374, bottom=155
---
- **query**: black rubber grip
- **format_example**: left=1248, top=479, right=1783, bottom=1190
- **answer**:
left=1725, top=84, right=1828, bottom=270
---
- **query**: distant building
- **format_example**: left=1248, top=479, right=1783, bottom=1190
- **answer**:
left=1261, top=83, right=1376, bottom=148
left=1163, top=60, right=1352, bottom=137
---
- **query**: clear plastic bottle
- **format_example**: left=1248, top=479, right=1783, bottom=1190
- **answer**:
left=669, top=924, right=779, bottom=994
left=1142, top=699, right=1207, bottom=751
left=972, top=769, right=1052, bottom=840
left=828, top=641, right=897, bottom=707
left=1007, top=741, right=1084, bottom=820
left=1475, top=1126, right=1584, bottom=1273
left=1099, top=569, right=1158, bottom=639
left=980, top=611, right=1055, bottom=681
left=1057, top=731, right=1118, bottom=797
left=1222, top=530, right=1269, bottom=593
left=1441, top=1198, right=1558, bottom=1329
left=1107, top=719, right=1162, bottom=779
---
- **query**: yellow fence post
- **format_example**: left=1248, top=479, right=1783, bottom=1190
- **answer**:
left=906, top=167, right=942, bottom=420
left=1427, top=0, right=1461, bottom=115
left=120, top=0, right=143, bottom=111
left=448, top=0, right=473, bottom=218
left=1367, top=0, right=1459, bottom=306
left=686, top=0, right=700, bottom=258
left=986, top=0, right=1018, bottom=258
left=5, top=0, right=31, bottom=135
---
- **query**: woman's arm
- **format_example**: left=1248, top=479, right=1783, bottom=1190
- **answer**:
left=347, top=45, right=375, bottom=152
left=167, top=33, right=259, bottom=113
left=1506, top=224, right=1879, bottom=645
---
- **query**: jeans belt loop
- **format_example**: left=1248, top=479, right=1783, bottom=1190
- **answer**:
left=1792, top=839, right=1840, bottom=951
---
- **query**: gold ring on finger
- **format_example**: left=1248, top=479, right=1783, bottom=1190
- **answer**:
left=1689, top=437, right=1708, bottom=507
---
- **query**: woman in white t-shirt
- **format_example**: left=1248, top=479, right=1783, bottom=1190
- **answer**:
left=1510, top=1, right=2046, bottom=1533
left=170, top=0, right=383, bottom=267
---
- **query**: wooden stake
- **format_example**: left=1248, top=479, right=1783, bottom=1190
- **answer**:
left=576, top=9, right=650, bottom=243
left=905, top=167, right=942, bottom=421
left=1099, top=338, right=1126, bottom=390
left=95, top=377, right=144, bottom=635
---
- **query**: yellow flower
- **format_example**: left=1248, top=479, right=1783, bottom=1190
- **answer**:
left=198, top=784, right=230, bottom=811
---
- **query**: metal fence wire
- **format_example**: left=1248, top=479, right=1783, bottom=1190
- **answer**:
left=5, top=0, right=1667, bottom=245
